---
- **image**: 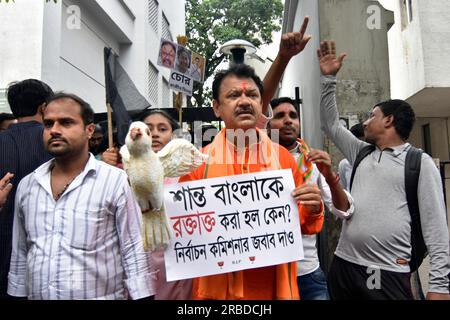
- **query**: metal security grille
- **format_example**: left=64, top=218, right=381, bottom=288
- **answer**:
left=162, top=78, right=171, bottom=108
left=162, top=13, right=172, bottom=41
left=148, top=61, right=159, bottom=104
left=148, top=0, right=159, bottom=33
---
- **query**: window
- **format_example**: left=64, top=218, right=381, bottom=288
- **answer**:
left=162, top=78, right=171, bottom=108
left=148, top=0, right=159, bottom=33
left=148, top=61, right=159, bottom=104
left=422, top=124, right=432, bottom=156
left=162, top=13, right=173, bottom=41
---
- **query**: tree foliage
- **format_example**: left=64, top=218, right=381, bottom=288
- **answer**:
left=186, top=0, right=283, bottom=107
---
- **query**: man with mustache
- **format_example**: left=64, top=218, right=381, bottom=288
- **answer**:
left=159, top=40, right=176, bottom=69
left=268, top=97, right=354, bottom=300
left=8, top=93, right=155, bottom=300
left=0, top=79, right=53, bottom=299
left=179, top=64, right=324, bottom=300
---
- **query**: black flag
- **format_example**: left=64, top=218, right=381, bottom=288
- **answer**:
left=104, top=47, right=150, bottom=146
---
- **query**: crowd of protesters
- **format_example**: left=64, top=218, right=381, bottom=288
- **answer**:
left=0, top=16, right=448, bottom=300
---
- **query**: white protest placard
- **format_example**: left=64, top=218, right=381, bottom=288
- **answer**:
left=163, top=169, right=304, bottom=281
left=169, top=70, right=194, bottom=96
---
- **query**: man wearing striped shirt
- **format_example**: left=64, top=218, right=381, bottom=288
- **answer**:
left=8, top=93, right=155, bottom=300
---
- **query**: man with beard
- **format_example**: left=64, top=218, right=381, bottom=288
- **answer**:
left=8, top=93, right=155, bottom=300
left=268, top=97, right=353, bottom=300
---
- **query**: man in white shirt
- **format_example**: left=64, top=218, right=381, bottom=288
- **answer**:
left=8, top=93, right=156, bottom=300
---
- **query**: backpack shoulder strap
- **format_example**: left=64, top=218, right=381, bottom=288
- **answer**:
left=405, top=146, right=422, bottom=212
left=349, top=144, right=376, bottom=192
left=405, top=145, right=426, bottom=271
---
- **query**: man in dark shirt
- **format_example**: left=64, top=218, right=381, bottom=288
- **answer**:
left=0, top=79, right=54, bottom=298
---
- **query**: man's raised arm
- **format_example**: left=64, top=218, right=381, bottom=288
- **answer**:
left=262, top=16, right=312, bottom=114
left=318, top=40, right=366, bottom=164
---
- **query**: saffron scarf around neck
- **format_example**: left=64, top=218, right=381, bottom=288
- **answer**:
left=204, top=127, right=281, bottom=176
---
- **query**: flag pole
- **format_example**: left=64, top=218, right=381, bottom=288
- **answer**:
left=104, top=47, right=115, bottom=150
left=175, top=93, right=183, bottom=128
left=107, top=103, right=114, bottom=149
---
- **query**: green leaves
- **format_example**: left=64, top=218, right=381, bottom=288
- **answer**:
left=186, top=0, right=283, bottom=107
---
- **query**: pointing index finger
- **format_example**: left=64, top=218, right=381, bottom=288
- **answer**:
left=299, top=16, right=309, bottom=38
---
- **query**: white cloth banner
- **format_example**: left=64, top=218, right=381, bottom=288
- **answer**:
left=164, top=169, right=304, bottom=281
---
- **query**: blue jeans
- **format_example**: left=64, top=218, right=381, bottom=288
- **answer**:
left=297, top=268, right=330, bottom=300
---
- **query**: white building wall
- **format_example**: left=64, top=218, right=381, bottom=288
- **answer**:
left=58, top=0, right=123, bottom=111
left=94, top=0, right=134, bottom=40
left=0, top=0, right=45, bottom=86
left=0, top=0, right=185, bottom=113
left=386, top=0, right=450, bottom=99
left=42, top=1, right=63, bottom=90
left=0, top=0, right=47, bottom=112
left=419, top=0, right=450, bottom=88
left=386, top=0, right=425, bottom=100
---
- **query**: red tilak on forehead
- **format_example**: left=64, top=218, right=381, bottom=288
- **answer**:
left=241, top=81, right=247, bottom=92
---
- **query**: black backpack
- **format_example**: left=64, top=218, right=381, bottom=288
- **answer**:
left=349, top=144, right=427, bottom=272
